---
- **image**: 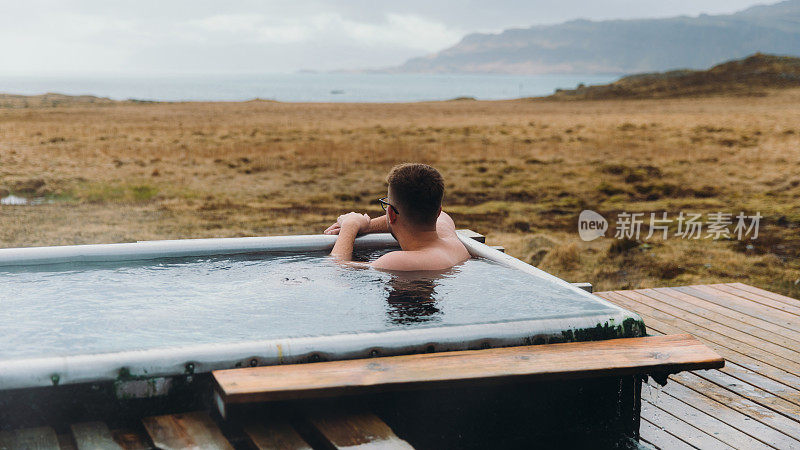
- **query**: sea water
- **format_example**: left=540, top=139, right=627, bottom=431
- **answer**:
left=0, top=73, right=618, bottom=103
left=0, top=249, right=615, bottom=359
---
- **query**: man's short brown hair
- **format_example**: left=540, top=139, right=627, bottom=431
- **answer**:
left=387, top=163, right=444, bottom=227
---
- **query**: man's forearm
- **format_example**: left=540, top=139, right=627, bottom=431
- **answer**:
left=366, top=215, right=388, bottom=233
left=330, top=223, right=359, bottom=261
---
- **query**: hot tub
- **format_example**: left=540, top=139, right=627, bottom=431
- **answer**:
left=0, top=231, right=644, bottom=390
left=0, top=231, right=648, bottom=446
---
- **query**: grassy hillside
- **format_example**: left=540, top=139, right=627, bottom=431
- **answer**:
left=549, top=53, right=800, bottom=99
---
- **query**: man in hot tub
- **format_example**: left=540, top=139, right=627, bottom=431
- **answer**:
left=324, top=163, right=470, bottom=271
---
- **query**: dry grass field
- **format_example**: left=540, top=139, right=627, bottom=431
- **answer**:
left=1, top=91, right=799, bottom=297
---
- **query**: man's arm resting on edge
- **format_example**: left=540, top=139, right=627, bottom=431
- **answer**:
left=329, top=223, right=359, bottom=261
left=366, top=214, right=389, bottom=233
left=325, top=214, right=387, bottom=235
left=329, top=212, right=370, bottom=262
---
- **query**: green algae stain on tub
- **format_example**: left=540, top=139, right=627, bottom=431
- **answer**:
left=560, top=317, right=646, bottom=343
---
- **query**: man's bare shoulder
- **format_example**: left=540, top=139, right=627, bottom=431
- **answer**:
left=371, top=247, right=469, bottom=272
left=436, top=211, right=458, bottom=238
left=370, top=250, right=423, bottom=271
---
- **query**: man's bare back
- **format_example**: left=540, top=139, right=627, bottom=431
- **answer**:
left=370, top=212, right=470, bottom=271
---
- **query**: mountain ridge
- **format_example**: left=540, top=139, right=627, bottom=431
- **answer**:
left=392, top=0, right=800, bottom=74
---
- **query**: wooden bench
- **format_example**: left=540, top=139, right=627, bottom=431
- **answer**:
left=213, top=334, right=723, bottom=405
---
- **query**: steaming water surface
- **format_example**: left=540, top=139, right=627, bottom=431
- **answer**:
left=0, top=249, right=615, bottom=360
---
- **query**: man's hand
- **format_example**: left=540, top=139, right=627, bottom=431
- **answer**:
left=336, top=212, right=370, bottom=234
left=323, top=212, right=371, bottom=234
left=323, top=222, right=341, bottom=235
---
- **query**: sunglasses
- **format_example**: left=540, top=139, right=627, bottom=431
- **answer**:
left=378, top=197, right=399, bottom=215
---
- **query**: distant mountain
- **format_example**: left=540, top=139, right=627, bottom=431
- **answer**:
left=545, top=53, right=800, bottom=99
left=394, top=0, right=800, bottom=74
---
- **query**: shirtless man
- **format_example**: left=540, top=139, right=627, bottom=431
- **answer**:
left=324, top=163, right=470, bottom=271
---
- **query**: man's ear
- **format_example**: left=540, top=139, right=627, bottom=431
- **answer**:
left=387, top=207, right=398, bottom=223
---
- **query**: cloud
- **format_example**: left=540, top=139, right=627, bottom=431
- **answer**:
left=189, top=14, right=312, bottom=44
left=185, top=12, right=462, bottom=50
left=1, top=7, right=459, bottom=73
left=335, top=13, right=463, bottom=50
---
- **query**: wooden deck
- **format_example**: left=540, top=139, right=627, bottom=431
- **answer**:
left=2, top=282, right=798, bottom=449
left=596, top=282, right=800, bottom=449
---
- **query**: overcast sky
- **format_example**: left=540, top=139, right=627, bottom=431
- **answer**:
left=0, top=0, right=771, bottom=75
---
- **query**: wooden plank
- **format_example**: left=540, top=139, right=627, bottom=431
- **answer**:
left=642, top=318, right=791, bottom=448
left=141, top=411, right=233, bottom=450
left=644, top=378, right=800, bottom=449
left=641, top=399, right=733, bottom=449
left=302, top=408, right=413, bottom=449
left=618, top=289, right=800, bottom=363
left=645, top=311, right=800, bottom=409
left=56, top=433, right=77, bottom=450
left=110, top=427, right=152, bottom=450
left=0, top=427, right=60, bottom=450
left=641, top=384, right=770, bottom=449
left=667, top=286, right=800, bottom=333
left=725, top=282, right=800, bottom=308
left=641, top=287, right=800, bottom=345
left=672, top=371, right=800, bottom=442
left=707, top=284, right=800, bottom=315
left=599, top=291, right=800, bottom=377
left=689, top=284, right=800, bottom=327
left=600, top=289, right=800, bottom=447
left=214, top=334, right=723, bottom=404
left=640, top=288, right=800, bottom=359
left=617, top=298, right=800, bottom=409
left=597, top=292, right=800, bottom=405
left=638, top=419, right=694, bottom=450
left=243, top=419, right=312, bottom=450
left=71, top=422, right=123, bottom=450
left=690, top=367, right=800, bottom=423
left=721, top=361, right=800, bottom=408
